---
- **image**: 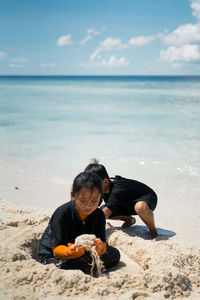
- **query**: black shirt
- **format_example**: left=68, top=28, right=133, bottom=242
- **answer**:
left=38, top=201, right=106, bottom=259
left=103, top=175, right=157, bottom=216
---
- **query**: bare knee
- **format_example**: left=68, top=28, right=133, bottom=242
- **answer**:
left=134, top=201, right=150, bottom=215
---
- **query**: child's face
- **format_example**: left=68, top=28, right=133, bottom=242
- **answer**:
left=72, top=187, right=101, bottom=216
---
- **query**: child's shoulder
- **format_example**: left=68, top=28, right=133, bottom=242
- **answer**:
left=113, top=175, right=129, bottom=185
left=113, top=176, right=151, bottom=191
left=53, top=201, right=74, bottom=216
left=112, top=175, right=138, bottom=190
left=114, top=175, right=138, bottom=183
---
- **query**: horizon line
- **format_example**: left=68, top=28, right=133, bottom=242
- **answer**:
left=1, top=74, right=200, bottom=77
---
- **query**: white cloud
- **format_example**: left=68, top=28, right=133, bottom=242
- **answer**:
left=11, top=57, right=28, bottom=63
left=40, top=63, right=56, bottom=68
left=0, top=51, right=6, bottom=59
left=79, top=55, right=129, bottom=68
left=90, top=49, right=101, bottom=62
left=158, top=2, right=200, bottom=68
left=9, top=64, right=24, bottom=68
left=80, top=26, right=106, bottom=45
left=129, top=35, right=156, bottom=46
left=99, top=37, right=127, bottom=51
left=162, top=23, right=200, bottom=45
left=90, top=37, right=127, bottom=61
left=57, top=35, right=73, bottom=47
left=102, top=55, right=130, bottom=67
left=191, top=0, right=200, bottom=20
left=160, top=44, right=200, bottom=62
left=81, top=34, right=93, bottom=45
left=89, top=34, right=159, bottom=63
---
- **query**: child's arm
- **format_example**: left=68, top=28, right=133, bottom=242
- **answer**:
left=52, top=244, right=85, bottom=260
left=103, top=185, right=124, bottom=216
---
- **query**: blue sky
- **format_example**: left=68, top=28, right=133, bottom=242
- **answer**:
left=0, top=0, right=200, bottom=75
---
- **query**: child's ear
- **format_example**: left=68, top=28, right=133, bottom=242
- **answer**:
left=104, top=178, right=109, bottom=186
left=102, top=178, right=110, bottom=192
left=103, top=178, right=109, bottom=187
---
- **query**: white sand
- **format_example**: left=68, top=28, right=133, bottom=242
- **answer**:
left=0, top=199, right=200, bottom=300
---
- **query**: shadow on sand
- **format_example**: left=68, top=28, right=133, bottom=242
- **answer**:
left=106, top=223, right=176, bottom=241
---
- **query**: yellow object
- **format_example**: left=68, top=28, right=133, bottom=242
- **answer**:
left=52, top=244, right=85, bottom=260
left=93, top=238, right=106, bottom=256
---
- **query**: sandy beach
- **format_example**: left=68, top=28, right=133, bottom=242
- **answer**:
left=0, top=193, right=200, bottom=300
left=0, top=75, right=200, bottom=300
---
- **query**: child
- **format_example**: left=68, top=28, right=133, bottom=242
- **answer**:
left=38, top=172, right=120, bottom=274
left=84, top=160, right=158, bottom=239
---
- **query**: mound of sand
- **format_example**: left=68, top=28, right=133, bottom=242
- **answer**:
left=0, top=200, right=199, bottom=300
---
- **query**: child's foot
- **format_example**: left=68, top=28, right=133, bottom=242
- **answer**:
left=121, top=216, right=136, bottom=229
left=149, top=229, right=158, bottom=239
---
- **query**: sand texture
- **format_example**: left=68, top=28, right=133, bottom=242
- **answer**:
left=0, top=199, right=200, bottom=300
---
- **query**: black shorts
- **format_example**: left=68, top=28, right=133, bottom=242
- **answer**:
left=133, top=192, right=157, bottom=213
left=102, top=192, right=157, bottom=217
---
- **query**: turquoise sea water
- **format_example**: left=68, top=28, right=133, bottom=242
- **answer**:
left=0, top=76, right=200, bottom=208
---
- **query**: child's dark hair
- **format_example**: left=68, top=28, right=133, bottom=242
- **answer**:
left=71, top=171, right=103, bottom=196
left=84, top=159, right=109, bottom=180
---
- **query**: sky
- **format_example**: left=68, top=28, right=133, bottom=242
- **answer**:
left=0, top=0, right=200, bottom=75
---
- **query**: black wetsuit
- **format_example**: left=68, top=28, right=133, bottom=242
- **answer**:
left=102, top=176, right=157, bottom=217
left=38, top=201, right=120, bottom=273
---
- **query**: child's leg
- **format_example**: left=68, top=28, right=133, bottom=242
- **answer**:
left=39, top=253, right=92, bottom=274
left=101, top=204, right=136, bottom=228
left=38, top=247, right=120, bottom=274
left=110, top=215, right=136, bottom=228
left=59, top=252, right=92, bottom=274
left=101, top=245, right=120, bottom=269
left=134, top=201, right=157, bottom=238
left=61, top=246, right=120, bottom=273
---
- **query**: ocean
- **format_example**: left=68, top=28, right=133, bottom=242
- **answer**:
left=0, top=76, right=200, bottom=212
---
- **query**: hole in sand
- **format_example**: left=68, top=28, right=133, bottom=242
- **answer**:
left=20, top=233, right=41, bottom=260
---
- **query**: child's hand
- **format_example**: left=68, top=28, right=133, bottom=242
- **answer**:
left=92, top=238, right=106, bottom=256
left=67, top=243, right=85, bottom=258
